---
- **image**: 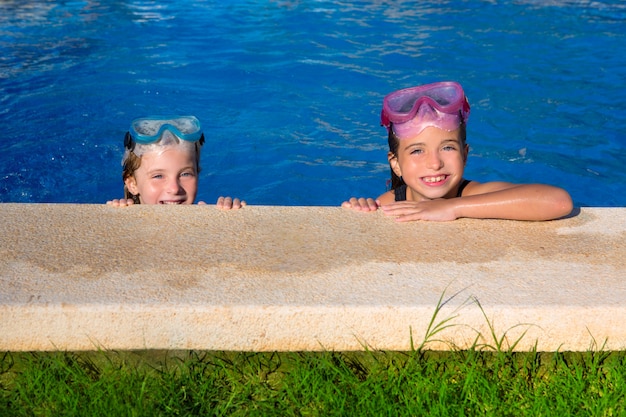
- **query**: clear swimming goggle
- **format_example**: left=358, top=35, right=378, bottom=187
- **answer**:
left=380, top=81, right=470, bottom=137
left=124, top=115, right=205, bottom=150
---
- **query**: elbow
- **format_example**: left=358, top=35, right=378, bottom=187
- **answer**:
left=552, top=189, right=574, bottom=219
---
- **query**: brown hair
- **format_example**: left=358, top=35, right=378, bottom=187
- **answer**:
left=122, top=151, right=143, bottom=204
left=387, top=122, right=467, bottom=190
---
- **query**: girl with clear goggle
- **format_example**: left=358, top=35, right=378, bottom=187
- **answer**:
left=107, top=116, right=245, bottom=209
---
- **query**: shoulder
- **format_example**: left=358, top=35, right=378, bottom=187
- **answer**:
left=377, top=190, right=396, bottom=205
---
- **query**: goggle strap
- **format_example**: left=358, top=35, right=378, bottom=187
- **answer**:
left=124, top=132, right=135, bottom=151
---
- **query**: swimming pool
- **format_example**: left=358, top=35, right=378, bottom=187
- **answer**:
left=1, top=0, right=625, bottom=207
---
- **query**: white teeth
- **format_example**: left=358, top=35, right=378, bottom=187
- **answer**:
left=423, top=176, right=446, bottom=183
left=161, top=201, right=183, bottom=204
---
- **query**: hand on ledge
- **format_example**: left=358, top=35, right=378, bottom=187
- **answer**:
left=214, top=196, right=246, bottom=210
left=341, top=197, right=379, bottom=212
left=106, top=198, right=135, bottom=207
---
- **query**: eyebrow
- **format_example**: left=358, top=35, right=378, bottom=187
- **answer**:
left=402, top=138, right=460, bottom=151
left=145, top=165, right=197, bottom=175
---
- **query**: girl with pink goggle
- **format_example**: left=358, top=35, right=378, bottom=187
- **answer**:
left=342, top=81, right=573, bottom=221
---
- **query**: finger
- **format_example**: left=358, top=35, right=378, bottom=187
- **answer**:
left=365, top=198, right=379, bottom=211
left=380, top=201, right=409, bottom=209
left=393, top=213, right=421, bottom=222
left=380, top=202, right=418, bottom=214
left=217, top=196, right=233, bottom=210
left=341, top=197, right=359, bottom=209
left=356, top=197, right=377, bottom=211
left=380, top=203, right=405, bottom=213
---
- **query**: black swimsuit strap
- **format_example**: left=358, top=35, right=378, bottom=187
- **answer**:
left=395, top=180, right=470, bottom=201
left=394, top=184, right=407, bottom=201
left=457, top=179, right=471, bottom=197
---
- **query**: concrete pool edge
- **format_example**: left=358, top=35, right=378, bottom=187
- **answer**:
left=1, top=204, right=625, bottom=352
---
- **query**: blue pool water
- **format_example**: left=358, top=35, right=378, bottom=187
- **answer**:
left=1, top=1, right=625, bottom=206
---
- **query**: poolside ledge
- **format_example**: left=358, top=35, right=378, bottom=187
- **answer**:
left=1, top=204, right=625, bottom=352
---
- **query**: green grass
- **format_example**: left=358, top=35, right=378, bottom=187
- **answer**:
left=2, top=292, right=624, bottom=415
left=1, top=348, right=626, bottom=416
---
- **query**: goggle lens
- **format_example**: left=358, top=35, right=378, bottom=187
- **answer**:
left=381, top=82, right=469, bottom=128
left=129, top=116, right=203, bottom=144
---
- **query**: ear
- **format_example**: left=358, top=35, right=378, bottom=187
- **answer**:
left=388, top=151, right=402, bottom=178
left=124, top=176, right=139, bottom=196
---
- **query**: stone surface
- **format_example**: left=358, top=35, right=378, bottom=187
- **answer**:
left=0, top=204, right=624, bottom=352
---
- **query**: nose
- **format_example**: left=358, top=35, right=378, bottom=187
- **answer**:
left=427, top=150, right=444, bottom=170
left=166, top=177, right=184, bottom=194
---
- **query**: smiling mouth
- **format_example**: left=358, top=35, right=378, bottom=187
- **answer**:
left=159, top=200, right=185, bottom=204
left=422, top=175, right=448, bottom=184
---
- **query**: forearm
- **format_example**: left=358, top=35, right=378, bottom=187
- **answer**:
left=453, top=184, right=573, bottom=221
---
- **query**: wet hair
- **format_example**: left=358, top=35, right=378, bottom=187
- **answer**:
left=122, top=151, right=143, bottom=204
left=121, top=137, right=203, bottom=204
left=387, top=122, right=467, bottom=190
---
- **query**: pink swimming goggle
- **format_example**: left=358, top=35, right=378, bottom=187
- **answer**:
left=380, top=81, right=470, bottom=138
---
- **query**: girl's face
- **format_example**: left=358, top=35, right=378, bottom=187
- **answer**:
left=389, top=126, right=468, bottom=200
left=124, top=147, right=198, bottom=204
